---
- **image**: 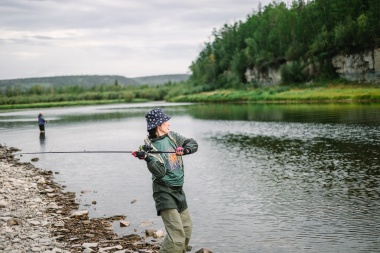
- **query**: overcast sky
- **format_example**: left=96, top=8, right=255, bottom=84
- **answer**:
left=0, top=0, right=274, bottom=80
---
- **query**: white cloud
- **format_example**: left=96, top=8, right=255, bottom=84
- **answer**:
left=0, top=0, right=273, bottom=79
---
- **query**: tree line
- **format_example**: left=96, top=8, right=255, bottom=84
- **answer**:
left=0, top=82, right=191, bottom=105
left=0, top=74, right=191, bottom=106
left=189, top=0, right=380, bottom=89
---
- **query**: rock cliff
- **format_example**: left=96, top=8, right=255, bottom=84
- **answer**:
left=245, top=48, right=380, bottom=85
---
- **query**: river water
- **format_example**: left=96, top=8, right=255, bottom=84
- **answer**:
left=1, top=101, right=379, bottom=253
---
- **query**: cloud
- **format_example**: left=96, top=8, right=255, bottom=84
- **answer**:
left=0, top=0, right=273, bottom=79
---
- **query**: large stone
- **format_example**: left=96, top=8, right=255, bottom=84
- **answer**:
left=195, top=248, right=213, bottom=253
left=0, top=200, right=8, bottom=208
left=70, top=210, right=89, bottom=219
left=120, top=220, right=130, bottom=227
left=37, top=177, right=46, bottom=184
left=47, top=202, right=59, bottom=209
left=28, top=220, right=41, bottom=226
left=54, top=222, right=65, bottom=227
left=82, top=242, right=98, bottom=248
left=153, top=229, right=164, bottom=238
left=7, top=218, right=23, bottom=226
left=98, top=245, right=123, bottom=252
left=145, top=229, right=157, bottom=236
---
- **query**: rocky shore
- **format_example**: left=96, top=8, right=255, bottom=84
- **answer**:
left=0, top=145, right=212, bottom=253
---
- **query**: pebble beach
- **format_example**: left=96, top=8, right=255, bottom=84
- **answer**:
left=0, top=144, right=165, bottom=252
left=0, top=145, right=160, bottom=253
left=0, top=145, right=212, bottom=253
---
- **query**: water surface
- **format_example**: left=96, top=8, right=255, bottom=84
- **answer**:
left=1, top=102, right=379, bottom=252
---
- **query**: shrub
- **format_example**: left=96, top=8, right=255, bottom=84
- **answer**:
left=280, top=61, right=309, bottom=84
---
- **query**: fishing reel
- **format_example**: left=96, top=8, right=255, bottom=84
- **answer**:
left=140, top=144, right=153, bottom=152
left=132, top=144, right=153, bottom=159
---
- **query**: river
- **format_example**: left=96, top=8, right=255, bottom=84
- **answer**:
left=1, top=101, right=379, bottom=253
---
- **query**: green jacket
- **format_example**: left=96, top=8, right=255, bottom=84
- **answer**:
left=144, top=131, right=198, bottom=215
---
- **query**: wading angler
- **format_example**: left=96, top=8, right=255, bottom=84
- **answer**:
left=132, top=108, right=198, bottom=253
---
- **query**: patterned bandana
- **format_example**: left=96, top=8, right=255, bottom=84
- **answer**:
left=145, top=108, right=171, bottom=130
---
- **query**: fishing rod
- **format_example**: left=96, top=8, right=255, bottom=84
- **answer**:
left=14, top=150, right=175, bottom=155
left=13, top=145, right=174, bottom=156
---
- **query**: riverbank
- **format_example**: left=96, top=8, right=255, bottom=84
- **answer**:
left=0, top=98, right=149, bottom=110
left=169, top=85, right=380, bottom=103
left=0, top=145, right=163, bottom=253
left=1, top=85, right=380, bottom=110
left=0, top=145, right=213, bottom=253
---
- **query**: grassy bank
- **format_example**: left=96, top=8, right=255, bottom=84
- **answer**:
left=169, top=85, right=380, bottom=103
left=1, top=85, right=380, bottom=110
left=0, top=98, right=149, bottom=110
left=0, top=83, right=177, bottom=110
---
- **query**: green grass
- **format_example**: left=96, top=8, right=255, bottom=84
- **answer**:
left=1, top=84, right=380, bottom=109
left=267, top=87, right=380, bottom=101
left=0, top=98, right=150, bottom=110
left=0, top=82, right=176, bottom=109
left=169, top=86, right=380, bottom=103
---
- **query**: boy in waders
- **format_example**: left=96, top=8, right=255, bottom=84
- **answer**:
left=132, top=108, right=198, bottom=253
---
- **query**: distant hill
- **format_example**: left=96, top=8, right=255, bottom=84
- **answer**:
left=0, top=74, right=189, bottom=91
left=133, top=74, right=189, bottom=85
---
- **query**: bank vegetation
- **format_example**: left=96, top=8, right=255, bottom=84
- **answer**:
left=1, top=81, right=380, bottom=109
left=0, top=82, right=187, bottom=109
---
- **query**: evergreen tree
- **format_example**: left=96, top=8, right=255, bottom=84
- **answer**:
left=189, top=0, right=380, bottom=87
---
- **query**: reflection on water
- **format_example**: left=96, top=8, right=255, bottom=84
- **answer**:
left=217, top=133, right=379, bottom=199
left=206, top=117, right=380, bottom=252
left=39, top=132, right=46, bottom=146
left=2, top=102, right=379, bottom=128
left=0, top=102, right=191, bottom=129
left=1, top=102, right=380, bottom=252
left=188, top=103, right=380, bottom=125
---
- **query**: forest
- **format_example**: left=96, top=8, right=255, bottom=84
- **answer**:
left=189, top=0, right=380, bottom=89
